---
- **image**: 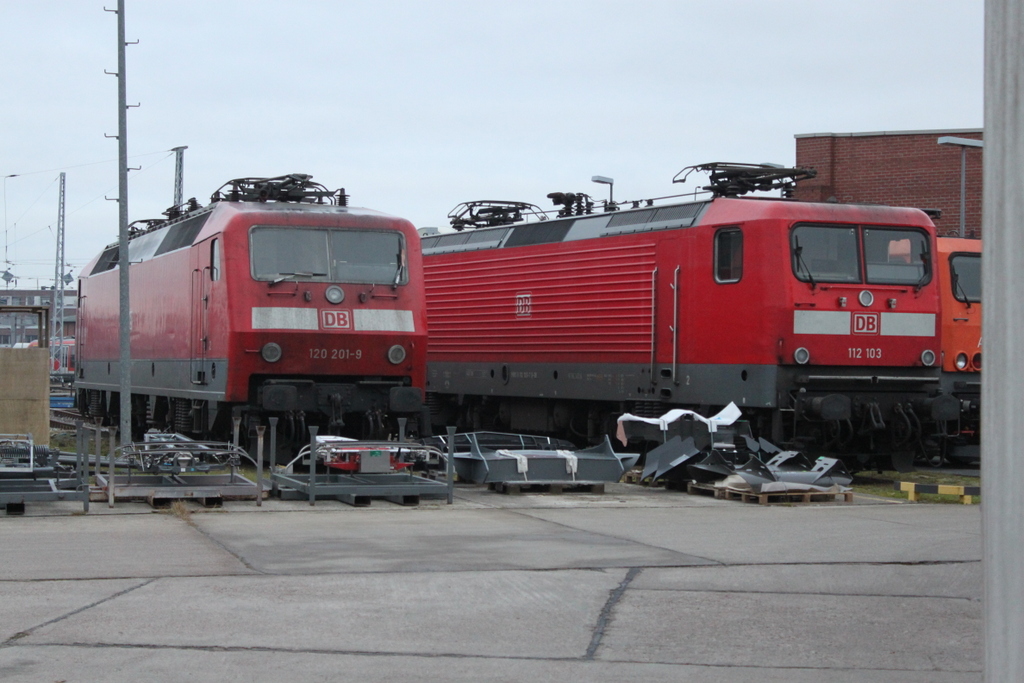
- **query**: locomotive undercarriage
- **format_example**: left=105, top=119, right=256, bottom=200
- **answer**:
left=78, top=374, right=426, bottom=448
left=937, top=374, right=981, bottom=464
left=427, top=365, right=962, bottom=469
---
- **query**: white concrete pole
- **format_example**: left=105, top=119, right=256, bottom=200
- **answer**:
left=983, top=0, right=1024, bottom=679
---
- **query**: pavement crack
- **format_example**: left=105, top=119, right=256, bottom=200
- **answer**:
left=585, top=566, right=641, bottom=660
left=178, top=517, right=267, bottom=575
left=1, top=578, right=157, bottom=646
left=505, top=507, right=726, bottom=567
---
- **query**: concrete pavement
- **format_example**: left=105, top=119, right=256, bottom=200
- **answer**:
left=0, top=484, right=982, bottom=682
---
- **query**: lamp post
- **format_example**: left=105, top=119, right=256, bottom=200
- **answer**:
left=937, top=136, right=984, bottom=237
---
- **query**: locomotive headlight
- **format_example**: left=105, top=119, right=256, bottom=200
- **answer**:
left=325, top=286, right=345, bottom=304
left=794, top=347, right=810, bottom=365
left=955, top=353, right=969, bottom=370
left=858, top=290, right=874, bottom=307
left=920, top=349, right=936, bottom=367
left=387, top=344, right=407, bottom=365
left=261, top=342, right=283, bottom=363
left=972, top=352, right=982, bottom=370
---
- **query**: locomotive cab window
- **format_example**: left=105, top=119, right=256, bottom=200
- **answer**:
left=863, top=228, right=929, bottom=285
left=714, top=228, right=743, bottom=283
left=250, top=226, right=407, bottom=285
left=949, top=252, right=981, bottom=303
left=791, top=225, right=860, bottom=283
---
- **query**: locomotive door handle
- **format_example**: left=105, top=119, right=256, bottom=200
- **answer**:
left=650, top=267, right=658, bottom=384
left=670, top=266, right=680, bottom=384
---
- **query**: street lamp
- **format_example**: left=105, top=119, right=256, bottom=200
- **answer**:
left=937, top=136, right=984, bottom=237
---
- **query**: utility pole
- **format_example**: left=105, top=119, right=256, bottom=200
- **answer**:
left=105, top=0, right=133, bottom=446
left=983, top=0, right=1024, bottom=679
left=51, top=172, right=66, bottom=371
left=171, top=145, right=187, bottom=207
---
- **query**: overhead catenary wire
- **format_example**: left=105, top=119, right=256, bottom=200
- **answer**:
left=3, top=154, right=175, bottom=277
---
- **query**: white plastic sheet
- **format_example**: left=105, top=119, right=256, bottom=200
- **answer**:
left=615, top=402, right=742, bottom=446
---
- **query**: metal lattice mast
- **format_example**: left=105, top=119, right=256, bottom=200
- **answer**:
left=51, top=171, right=66, bottom=370
left=171, top=145, right=187, bottom=207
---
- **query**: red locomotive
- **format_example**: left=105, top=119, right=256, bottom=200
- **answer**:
left=76, top=175, right=427, bottom=444
left=421, top=164, right=960, bottom=460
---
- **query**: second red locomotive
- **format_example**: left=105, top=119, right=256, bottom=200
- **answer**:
left=76, top=174, right=427, bottom=443
left=421, top=164, right=960, bottom=460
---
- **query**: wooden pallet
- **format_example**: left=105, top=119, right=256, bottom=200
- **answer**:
left=687, top=481, right=853, bottom=505
left=621, top=470, right=645, bottom=484
left=686, top=482, right=719, bottom=498
left=620, top=470, right=666, bottom=487
left=488, top=480, right=606, bottom=495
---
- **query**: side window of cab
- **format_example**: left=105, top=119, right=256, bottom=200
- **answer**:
left=210, top=238, right=221, bottom=281
left=714, top=227, right=743, bottom=283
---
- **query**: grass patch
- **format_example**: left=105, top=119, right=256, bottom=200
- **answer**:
left=169, top=500, right=192, bottom=521
left=854, top=470, right=980, bottom=503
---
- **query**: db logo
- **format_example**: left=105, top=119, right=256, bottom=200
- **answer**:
left=321, top=309, right=351, bottom=330
left=516, top=292, right=532, bottom=318
left=852, top=312, right=880, bottom=335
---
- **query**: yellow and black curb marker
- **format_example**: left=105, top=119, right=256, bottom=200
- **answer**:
left=894, top=481, right=980, bottom=504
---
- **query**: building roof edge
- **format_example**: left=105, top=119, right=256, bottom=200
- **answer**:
left=795, top=128, right=983, bottom=139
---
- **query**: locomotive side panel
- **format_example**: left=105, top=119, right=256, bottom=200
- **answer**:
left=78, top=214, right=228, bottom=403
left=661, top=218, right=784, bottom=409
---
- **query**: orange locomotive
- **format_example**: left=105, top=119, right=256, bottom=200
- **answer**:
left=936, top=236, right=981, bottom=461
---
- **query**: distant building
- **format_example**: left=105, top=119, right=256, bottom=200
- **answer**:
left=0, top=288, right=77, bottom=346
left=794, top=128, right=983, bottom=237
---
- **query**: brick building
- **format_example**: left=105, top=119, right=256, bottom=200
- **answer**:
left=793, top=129, right=983, bottom=237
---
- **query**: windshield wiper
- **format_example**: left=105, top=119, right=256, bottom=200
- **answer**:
left=951, top=270, right=973, bottom=308
left=391, top=245, right=408, bottom=288
left=793, top=239, right=816, bottom=290
left=270, top=271, right=326, bottom=286
left=913, top=251, right=929, bottom=293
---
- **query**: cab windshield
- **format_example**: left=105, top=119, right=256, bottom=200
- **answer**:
left=792, top=224, right=930, bottom=286
left=949, top=253, right=981, bottom=303
left=250, top=226, right=407, bottom=285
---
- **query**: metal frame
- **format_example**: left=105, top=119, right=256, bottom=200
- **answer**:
left=269, top=426, right=454, bottom=506
left=433, top=432, right=629, bottom=486
left=0, top=431, right=89, bottom=515
left=95, top=432, right=260, bottom=506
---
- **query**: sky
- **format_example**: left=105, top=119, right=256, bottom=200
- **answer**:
left=0, top=1, right=984, bottom=286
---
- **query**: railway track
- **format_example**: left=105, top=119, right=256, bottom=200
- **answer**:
left=50, top=408, right=91, bottom=430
